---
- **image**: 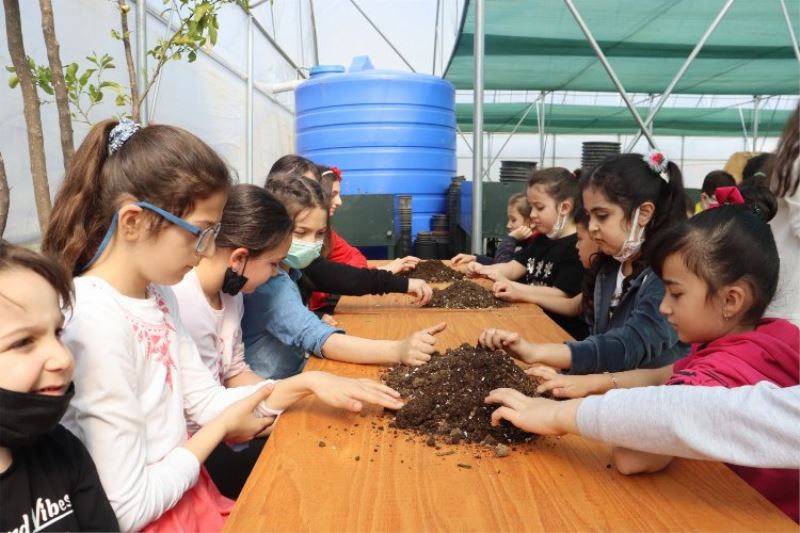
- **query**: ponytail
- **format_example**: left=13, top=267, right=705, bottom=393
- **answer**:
left=43, top=119, right=231, bottom=275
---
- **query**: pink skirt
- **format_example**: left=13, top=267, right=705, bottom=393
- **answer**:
left=142, top=466, right=234, bottom=532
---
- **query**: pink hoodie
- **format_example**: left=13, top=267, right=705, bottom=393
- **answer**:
left=667, top=318, right=799, bottom=522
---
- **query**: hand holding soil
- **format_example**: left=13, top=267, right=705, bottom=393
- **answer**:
left=396, top=321, right=447, bottom=365
left=485, top=387, right=580, bottom=436
left=492, top=280, right=521, bottom=301
left=407, top=278, right=433, bottom=305
left=450, top=253, right=477, bottom=265
left=478, top=328, right=536, bottom=364
left=528, top=367, right=603, bottom=399
left=379, top=255, right=420, bottom=274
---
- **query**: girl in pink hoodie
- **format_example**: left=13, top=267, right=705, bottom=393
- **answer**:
left=532, top=188, right=799, bottom=521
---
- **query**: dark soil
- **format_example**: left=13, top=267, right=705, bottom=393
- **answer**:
left=401, top=260, right=464, bottom=283
left=425, top=279, right=511, bottom=309
left=382, top=343, right=539, bottom=447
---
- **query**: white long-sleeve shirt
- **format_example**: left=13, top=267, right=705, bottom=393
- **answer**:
left=577, top=382, right=800, bottom=468
left=62, top=276, right=277, bottom=531
left=171, top=269, right=251, bottom=383
left=767, top=184, right=800, bottom=326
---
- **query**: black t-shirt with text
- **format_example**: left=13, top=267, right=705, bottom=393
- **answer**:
left=0, top=424, right=119, bottom=532
left=512, top=233, right=589, bottom=339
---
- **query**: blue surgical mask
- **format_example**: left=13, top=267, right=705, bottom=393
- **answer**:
left=284, top=239, right=323, bottom=269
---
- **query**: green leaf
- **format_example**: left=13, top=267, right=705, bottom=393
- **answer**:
left=208, top=23, right=218, bottom=45
left=4, top=66, right=15, bottom=73
left=65, top=63, right=78, bottom=83
left=111, top=29, right=121, bottom=40
left=192, top=3, right=210, bottom=22
left=79, top=69, right=95, bottom=87
left=8, top=75, right=19, bottom=89
left=188, top=50, right=197, bottom=62
left=40, top=83, right=54, bottom=95
left=115, top=94, right=127, bottom=106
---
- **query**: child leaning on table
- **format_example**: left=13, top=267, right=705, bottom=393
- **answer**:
left=479, top=152, right=689, bottom=372
left=451, top=192, right=534, bottom=266
left=0, top=242, right=119, bottom=532
left=172, top=184, right=403, bottom=498
left=242, top=175, right=447, bottom=381
left=529, top=196, right=799, bottom=522
left=492, top=195, right=600, bottom=324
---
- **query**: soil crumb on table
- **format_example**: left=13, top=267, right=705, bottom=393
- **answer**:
left=426, top=280, right=511, bottom=309
left=401, top=260, right=464, bottom=283
left=382, top=343, right=539, bottom=448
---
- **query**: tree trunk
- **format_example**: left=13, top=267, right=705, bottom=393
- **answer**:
left=118, top=0, right=140, bottom=122
left=39, top=0, right=74, bottom=168
left=3, top=0, right=51, bottom=232
left=0, top=152, right=9, bottom=238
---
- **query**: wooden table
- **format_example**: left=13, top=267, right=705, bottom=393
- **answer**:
left=226, top=286, right=796, bottom=531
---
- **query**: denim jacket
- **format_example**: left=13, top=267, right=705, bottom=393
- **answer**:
left=242, top=268, right=343, bottom=379
left=567, top=262, right=688, bottom=374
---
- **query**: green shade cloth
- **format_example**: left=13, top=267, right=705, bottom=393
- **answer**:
left=445, top=0, right=800, bottom=95
left=456, top=102, right=793, bottom=136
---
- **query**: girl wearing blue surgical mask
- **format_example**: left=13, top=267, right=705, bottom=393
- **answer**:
left=479, top=152, right=689, bottom=374
left=241, top=176, right=447, bottom=381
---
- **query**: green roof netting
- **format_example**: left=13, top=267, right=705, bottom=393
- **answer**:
left=456, top=102, right=794, bottom=136
left=444, top=0, right=800, bottom=95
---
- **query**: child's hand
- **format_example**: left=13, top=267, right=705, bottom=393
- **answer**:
left=509, top=225, right=533, bottom=241
left=527, top=367, right=601, bottom=399
left=321, top=313, right=338, bottom=327
left=307, top=372, right=404, bottom=412
left=407, top=278, right=433, bottom=305
left=451, top=253, right=477, bottom=265
left=484, top=387, right=576, bottom=436
left=219, top=384, right=277, bottom=444
left=379, top=256, right=419, bottom=274
left=465, top=261, right=486, bottom=277
left=478, top=328, right=535, bottom=363
left=492, top=280, right=521, bottom=301
left=397, top=322, right=446, bottom=365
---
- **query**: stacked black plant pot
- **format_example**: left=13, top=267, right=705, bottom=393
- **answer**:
left=397, top=195, right=412, bottom=257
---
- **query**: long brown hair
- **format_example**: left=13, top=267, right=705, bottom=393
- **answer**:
left=42, top=119, right=232, bottom=275
left=769, top=104, right=799, bottom=198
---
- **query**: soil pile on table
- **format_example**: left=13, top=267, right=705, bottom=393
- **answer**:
left=401, top=260, right=464, bottom=283
left=382, top=343, right=538, bottom=445
left=425, top=279, right=510, bottom=309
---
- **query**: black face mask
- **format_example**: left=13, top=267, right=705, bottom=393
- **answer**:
left=0, top=382, right=74, bottom=448
left=221, top=257, right=249, bottom=296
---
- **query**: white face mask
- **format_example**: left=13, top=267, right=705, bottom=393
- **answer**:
left=612, top=206, right=646, bottom=262
left=546, top=204, right=567, bottom=239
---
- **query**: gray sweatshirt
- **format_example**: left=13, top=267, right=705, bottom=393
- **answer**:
left=577, top=382, right=800, bottom=469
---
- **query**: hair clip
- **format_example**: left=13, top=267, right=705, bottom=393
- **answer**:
left=108, top=118, right=142, bottom=156
left=643, top=150, right=670, bottom=182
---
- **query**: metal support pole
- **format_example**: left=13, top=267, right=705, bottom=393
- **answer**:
left=752, top=95, right=761, bottom=152
left=246, top=15, right=254, bottom=184
left=432, top=0, right=441, bottom=74
left=309, top=0, right=320, bottom=65
left=349, top=0, right=417, bottom=72
left=625, top=0, right=734, bottom=151
left=780, top=0, right=800, bottom=63
left=136, top=0, right=148, bottom=125
left=537, top=91, right=545, bottom=167
left=471, top=0, right=484, bottom=253
left=564, top=0, right=659, bottom=151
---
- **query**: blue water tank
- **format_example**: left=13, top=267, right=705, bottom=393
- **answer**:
left=295, top=57, right=456, bottom=237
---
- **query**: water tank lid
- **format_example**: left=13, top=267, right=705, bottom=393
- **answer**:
left=309, top=64, right=345, bottom=77
left=348, top=55, right=374, bottom=72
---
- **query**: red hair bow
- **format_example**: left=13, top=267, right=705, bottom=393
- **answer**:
left=714, top=186, right=744, bottom=206
left=329, top=166, right=342, bottom=180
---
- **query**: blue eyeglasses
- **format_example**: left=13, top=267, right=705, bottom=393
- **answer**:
left=79, top=201, right=222, bottom=273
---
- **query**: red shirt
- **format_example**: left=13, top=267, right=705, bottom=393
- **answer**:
left=667, top=318, right=799, bottom=522
left=309, top=230, right=368, bottom=311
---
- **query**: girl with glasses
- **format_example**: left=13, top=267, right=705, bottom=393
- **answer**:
left=42, top=119, right=283, bottom=532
